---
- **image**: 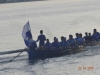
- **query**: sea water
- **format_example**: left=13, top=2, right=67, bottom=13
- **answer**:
left=0, top=0, right=100, bottom=75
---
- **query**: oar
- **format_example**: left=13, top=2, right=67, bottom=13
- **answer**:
left=9, top=48, right=27, bottom=62
left=0, top=49, right=26, bottom=55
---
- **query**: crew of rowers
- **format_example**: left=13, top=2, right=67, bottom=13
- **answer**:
left=29, top=29, right=100, bottom=50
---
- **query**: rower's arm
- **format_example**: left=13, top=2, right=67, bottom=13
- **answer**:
left=36, top=36, right=39, bottom=42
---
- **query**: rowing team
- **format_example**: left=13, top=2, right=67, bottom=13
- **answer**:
left=28, top=29, right=100, bottom=50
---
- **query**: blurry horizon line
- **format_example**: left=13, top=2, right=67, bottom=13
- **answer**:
left=0, top=0, right=46, bottom=4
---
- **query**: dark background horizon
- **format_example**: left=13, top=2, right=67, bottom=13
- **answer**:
left=0, top=0, right=46, bottom=3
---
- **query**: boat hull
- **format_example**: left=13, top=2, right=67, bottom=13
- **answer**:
left=27, top=46, right=85, bottom=60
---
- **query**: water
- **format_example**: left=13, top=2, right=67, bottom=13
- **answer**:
left=0, top=0, right=100, bottom=75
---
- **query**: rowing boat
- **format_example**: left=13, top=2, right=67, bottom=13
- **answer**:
left=0, top=41, right=99, bottom=61
left=27, top=41, right=100, bottom=60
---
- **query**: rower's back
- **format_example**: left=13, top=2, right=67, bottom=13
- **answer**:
left=52, top=37, right=60, bottom=49
left=77, top=33, right=84, bottom=45
left=45, top=39, right=52, bottom=49
left=68, top=35, right=76, bottom=46
left=84, top=32, right=89, bottom=42
left=92, top=29, right=100, bottom=40
left=88, top=33, right=93, bottom=42
left=29, top=40, right=37, bottom=50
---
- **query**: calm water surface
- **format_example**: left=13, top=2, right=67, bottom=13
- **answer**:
left=0, top=0, right=100, bottom=75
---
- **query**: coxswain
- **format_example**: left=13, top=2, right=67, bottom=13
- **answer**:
left=36, top=30, right=46, bottom=47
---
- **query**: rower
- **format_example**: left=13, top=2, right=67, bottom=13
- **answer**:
left=60, top=36, right=65, bottom=47
left=67, top=35, right=76, bottom=47
left=45, top=39, right=52, bottom=49
left=75, top=33, right=79, bottom=43
left=51, top=37, right=60, bottom=49
left=29, top=39, right=37, bottom=50
left=56, top=38, right=60, bottom=48
left=88, top=33, right=93, bottom=42
left=77, top=33, right=85, bottom=45
left=36, top=30, right=46, bottom=47
left=92, top=29, right=99, bottom=41
left=63, top=37, right=69, bottom=47
left=84, top=32, right=89, bottom=42
left=97, top=33, right=100, bottom=40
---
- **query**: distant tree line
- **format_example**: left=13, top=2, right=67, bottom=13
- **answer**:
left=0, top=0, right=46, bottom=3
left=0, top=0, right=6, bottom=3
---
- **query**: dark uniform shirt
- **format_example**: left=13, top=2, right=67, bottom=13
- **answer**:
left=37, top=34, right=46, bottom=46
left=29, top=41, right=37, bottom=50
